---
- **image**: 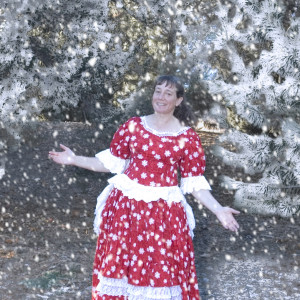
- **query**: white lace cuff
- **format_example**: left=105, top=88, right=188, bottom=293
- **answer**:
left=96, top=275, right=182, bottom=299
left=180, top=175, right=211, bottom=194
left=95, top=149, right=129, bottom=174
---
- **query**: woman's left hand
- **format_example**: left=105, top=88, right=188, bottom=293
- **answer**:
left=215, top=207, right=240, bottom=232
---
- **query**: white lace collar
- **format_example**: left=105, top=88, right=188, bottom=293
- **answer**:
left=140, top=116, right=190, bottom=137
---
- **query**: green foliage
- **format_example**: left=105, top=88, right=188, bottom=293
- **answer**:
left=207, top=0, right=300, bottom=216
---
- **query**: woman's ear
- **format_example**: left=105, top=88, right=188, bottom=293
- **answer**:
left=176, top=97, right=183, bottom=107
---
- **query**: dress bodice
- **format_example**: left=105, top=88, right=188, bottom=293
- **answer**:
left=110, top=116, right=206, bottom=187
left=123, top=123, right=187, bottom=187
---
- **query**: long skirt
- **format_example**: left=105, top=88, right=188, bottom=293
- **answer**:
left=92, top=188, right=201, bottom=300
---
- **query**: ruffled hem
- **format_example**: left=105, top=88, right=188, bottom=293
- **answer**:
left=96, top=276, right=182, bottom=300
left=95, top=149, right=129, bottom=174
left=180, top=175, right=211, bottom=194
left=94, top=174, right=196, bottom=238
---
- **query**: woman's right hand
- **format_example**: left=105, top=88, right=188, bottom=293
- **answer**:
left=48, top=144, right=75, bottom=165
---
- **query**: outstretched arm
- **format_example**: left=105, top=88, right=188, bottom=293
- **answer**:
left=192, top=189, right=240, bottom=232
left=48, top=144, right=110, bottom=172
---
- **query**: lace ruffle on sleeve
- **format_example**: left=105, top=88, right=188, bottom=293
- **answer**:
left=180, top=175, right=211, bottom=194
left=179, top=129, right=211, bottom=194
left=95, top=118, right=138, bottom=173
left=95, top=149, right=129, bottom=174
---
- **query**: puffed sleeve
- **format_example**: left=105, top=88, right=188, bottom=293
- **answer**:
left=95, top=118, right=136, bottom=174
left=180, top=130, right=211, bottom=193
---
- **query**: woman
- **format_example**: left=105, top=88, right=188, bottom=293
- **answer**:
left=49, top=75, right=239, bottom=300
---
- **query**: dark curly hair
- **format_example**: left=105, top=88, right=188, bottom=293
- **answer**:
left=154, top=75, right=196, bottom=127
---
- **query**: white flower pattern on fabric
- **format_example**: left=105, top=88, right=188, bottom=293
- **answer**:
left=165, top=150, right=171, bottom=157
left=157, top=162, right=164, bottom=168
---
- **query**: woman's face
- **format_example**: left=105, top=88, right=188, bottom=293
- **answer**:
left=152, top=81, right=183, bottom=115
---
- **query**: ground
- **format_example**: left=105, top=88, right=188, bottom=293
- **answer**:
left=0, top=121, right=299, bottom=300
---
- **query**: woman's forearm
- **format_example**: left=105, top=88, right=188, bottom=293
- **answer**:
left=49, top=144, right=111, bottom=172
left=192, top=189, right=223, bottom=215
left=192, top=189, right=240, bottom=232
left=72, top=156, right=110, bottom=172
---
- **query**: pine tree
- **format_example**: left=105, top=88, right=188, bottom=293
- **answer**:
left=206, top=0, right=300, bottom=216
left=0, top=0, right=147, bottom=179
left=0, top=0, right=140, bottom=138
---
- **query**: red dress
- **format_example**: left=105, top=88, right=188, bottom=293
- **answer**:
left=92, top=117, right=211, bottom=300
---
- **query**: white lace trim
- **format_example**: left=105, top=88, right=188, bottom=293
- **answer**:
left=95, top=149, right=129, bottom=174
left=141, top=116, right=190, bottom=137
left=108, top=174, right=185, bottom=204
left=96, top=275, right=182, bottom=300
left=93, top=183, right=114, bottom=234
left=94, top=174, right=196, bottom=238
left=180, top=176, right=211, bottom=194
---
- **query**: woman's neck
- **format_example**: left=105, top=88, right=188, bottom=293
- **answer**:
left=145, top=113, right=184, bottom=132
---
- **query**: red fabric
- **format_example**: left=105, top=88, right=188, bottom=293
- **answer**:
left=92, top=117, right=204, bottom=300
left=111, top=117, right=206, bottom=186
